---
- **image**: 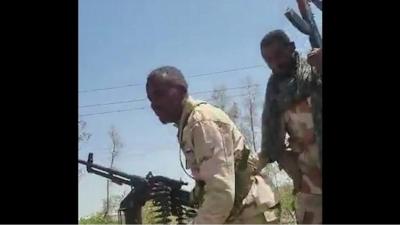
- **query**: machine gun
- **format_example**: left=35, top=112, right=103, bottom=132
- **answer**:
left=79, top=153, right=197, bottom=224
left=285, top=0, right=322, bottom=48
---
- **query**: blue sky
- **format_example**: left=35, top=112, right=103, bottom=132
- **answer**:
left=78, top=0, right=322, bottom=218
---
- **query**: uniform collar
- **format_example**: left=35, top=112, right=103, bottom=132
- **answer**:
left=175, top=95, right=196, bottom=129
left=176, top=95, right=207, bottom=128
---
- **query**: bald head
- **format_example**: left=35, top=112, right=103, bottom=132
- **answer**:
left=146, top=66, right=188, bottom=124
left=146, top=66, right=188, bottom=91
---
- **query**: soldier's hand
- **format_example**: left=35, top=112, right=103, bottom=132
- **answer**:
left=307, top=48, right=322, bottom=74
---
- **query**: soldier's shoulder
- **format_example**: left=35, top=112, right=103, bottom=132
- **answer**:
left=189, top=103, right=216, bottom=121
left=187, top=102, right=227, bottom=126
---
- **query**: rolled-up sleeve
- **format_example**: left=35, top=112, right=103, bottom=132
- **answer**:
left=190, top=121, right=235, bottom=224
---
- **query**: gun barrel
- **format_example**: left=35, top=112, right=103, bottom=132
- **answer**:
left=78, top=158, right=147, bottom=186
left=302, top=0, right=322, bottom=47
left=286, top=0, right=321, bottom=49
left=310, top=0, right=322, bottom=11
left=285, top=8, right=311, bottom=35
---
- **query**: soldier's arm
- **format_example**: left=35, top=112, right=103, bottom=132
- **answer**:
left=190, top=120, right=235, bottom=224
left=278, top=150, right=302, bottom=193
left=259, top=97, right=286, bottom=168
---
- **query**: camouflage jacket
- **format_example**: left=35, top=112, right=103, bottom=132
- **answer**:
left=178, top=96, right=280, bottom=224
left=260, top=52, right=322, bottom=169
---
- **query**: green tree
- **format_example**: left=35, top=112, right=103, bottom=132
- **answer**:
left=79, top=194, right=126, bottom=224
left=79, top=212, right=118, bottom=224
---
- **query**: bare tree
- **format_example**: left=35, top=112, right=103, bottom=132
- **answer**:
left=227, top=102, right=253, bottom=149
left=210, top=85, right=242, bottom=123
left=104, top=125, right=124, bottom=218
left=210, top=85, right=228, bottom=111
left=209, top=82, right=258, bottom=151
left=78, top=120, right=91, bottom=178
left=79, top=120, right=91, bottom=144
left=227, top=102, right=240, bottom=124
left=241, top=77, right=260, bottom=152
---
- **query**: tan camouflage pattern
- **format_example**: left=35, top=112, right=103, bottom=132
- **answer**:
left=178, top=96, right=280, bottom=224
left=281, top=96, right=322, bottom=224
left=228, top=203, right=280, bottom=224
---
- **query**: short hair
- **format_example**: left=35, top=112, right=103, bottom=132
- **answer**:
left=260, top=29, right=291, bottom=48
left=146, top=66, right=188, bottom=90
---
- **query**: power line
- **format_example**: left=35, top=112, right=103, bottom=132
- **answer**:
left=79, top=65, right=265, bottom=93
left=187, top=65, right=264, bottom=78
left=207, top=93, right=250, bottom=101
left=79, top=84, right=259, bottom=108
left=79, top=93, right=251, bottom=118
left=191, top=84, right=259, bottom=95
left=79, top=83, right=142, bottom=93
left=80, top=98, right=147, bottom=108
left=79, top=107, right=145, bottom=117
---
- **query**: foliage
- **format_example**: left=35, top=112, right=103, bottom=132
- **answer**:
left=277, top=185, right=297, bottom=224
left=79, top=212, right=118, bottom=224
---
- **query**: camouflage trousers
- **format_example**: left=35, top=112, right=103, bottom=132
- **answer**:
left=295, top=192, right=322, bottom=224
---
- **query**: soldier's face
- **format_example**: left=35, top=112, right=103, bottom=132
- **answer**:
left=146, top=79, right=185, bottom=124
left=261, top=42, right=294, bottom=75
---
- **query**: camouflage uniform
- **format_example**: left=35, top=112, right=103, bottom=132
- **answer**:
left=261, top=53, right=322, bottom=224
left=178, top=96, right=280, bottom=224
left=282, top=97, right=322, bottom=224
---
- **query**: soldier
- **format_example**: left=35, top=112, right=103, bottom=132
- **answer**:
left=146, top=66, right=280, bottom=224
left=258, top=30, right=322, bottom=224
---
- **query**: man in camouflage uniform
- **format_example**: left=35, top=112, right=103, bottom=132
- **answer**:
left=257, top=30, right=322, bottom=224
left=146, top=66, right=280, bottom=224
